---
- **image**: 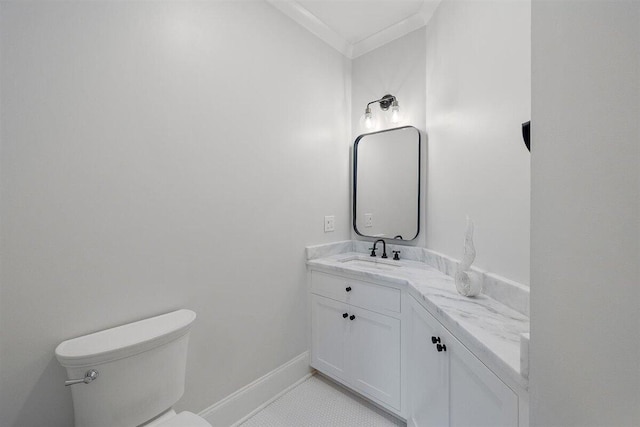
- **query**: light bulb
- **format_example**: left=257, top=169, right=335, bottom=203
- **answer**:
left=390, top=100, right=400, bottom=123
left=364, top=107, right=374, bottom=129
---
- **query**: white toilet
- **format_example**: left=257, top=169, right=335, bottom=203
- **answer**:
left=55, top=309, right=211, bottom=427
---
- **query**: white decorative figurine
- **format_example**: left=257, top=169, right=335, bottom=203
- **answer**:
left=455, top=217, right=483, bottom=297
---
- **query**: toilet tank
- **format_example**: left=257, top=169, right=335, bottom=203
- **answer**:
left=55, top=309, right=197, bottom=427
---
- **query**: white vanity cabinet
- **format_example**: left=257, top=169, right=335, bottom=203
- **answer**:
left=311, top=295, right=350, bottom=380
left=310, top=271, right=402, bottom=414
left=408, top=296, right=519, bottom=427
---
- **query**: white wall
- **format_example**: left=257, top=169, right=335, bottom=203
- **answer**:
left=350, top=2, right=531, bottom=285
left=425, top=0, right=531, bottom=285
left=0, top=2, right=351, bottom=426
left=351, top=27, right=427, bottom=246
left=530, top=1, right=640, bottom=425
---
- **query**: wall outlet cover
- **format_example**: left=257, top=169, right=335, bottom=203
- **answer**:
left=364, top=213, right=373, bottom=228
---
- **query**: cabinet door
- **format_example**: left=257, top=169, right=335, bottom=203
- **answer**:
left=448, top=335, right=518, bottom=427
left=348, top=305, right=401, bottom=410
left=408, top=297, right=449, bottom=427
left=311, top=295, right=350, bottom=381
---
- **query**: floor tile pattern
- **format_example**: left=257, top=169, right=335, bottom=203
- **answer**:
left=240, top=375, right=405, bottom=427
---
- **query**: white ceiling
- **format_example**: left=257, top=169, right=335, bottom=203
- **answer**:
left=297, top=0, right=425, bottom=45
left=267, top=0, right=441, bottom=58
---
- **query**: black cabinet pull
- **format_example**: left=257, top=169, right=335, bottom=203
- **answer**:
left=345, top=287, right=352, bottom=292
left=349, top=315, right=356, bottom=320
left=342, top=313, right=348, bottom=318
left=437, top=344, right=447, bottom=352
left=431, top=336, right=441, bottom=344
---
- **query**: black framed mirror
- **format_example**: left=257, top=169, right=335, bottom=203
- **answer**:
left=353, top=126, right=421, bottom=241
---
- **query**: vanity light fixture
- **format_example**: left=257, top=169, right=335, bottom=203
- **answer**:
left=363, top=94, right=400, bottom=130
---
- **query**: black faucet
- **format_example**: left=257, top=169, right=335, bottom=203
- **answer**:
left=369, top=239, right=388, bottom=259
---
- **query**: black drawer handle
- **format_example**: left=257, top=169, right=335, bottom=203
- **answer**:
left=345, top=287, right=352, bottom=292
left=431, top=336, right=441, bottom=344
left=437, top=344, right=447, bottom=352
left=349, top=315, right=356, bottom=321
left=342, top=313, right=348, bottom=318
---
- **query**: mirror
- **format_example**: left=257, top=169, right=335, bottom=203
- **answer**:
left=353, top=126, right=421, bottom=241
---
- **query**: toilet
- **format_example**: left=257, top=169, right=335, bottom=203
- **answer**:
left=55, top=309, right=211, bottom=427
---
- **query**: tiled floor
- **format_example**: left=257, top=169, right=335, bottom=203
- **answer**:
left=239, top=374, right=405, bottom=427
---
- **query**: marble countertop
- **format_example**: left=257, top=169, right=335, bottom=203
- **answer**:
left=307, top=250, right=530, bottom=391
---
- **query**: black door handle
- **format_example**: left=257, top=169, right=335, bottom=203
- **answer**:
left=349, top=315, right=355, bottom=320
left=522, top=121, right=531, bottom=152
left=437, top=344, right=447, bottom=352
left=345, top=287, right=352, bottom=292
left=431, top=336, right=441, bottom=344
left=342, top=313, right=348, bottom=318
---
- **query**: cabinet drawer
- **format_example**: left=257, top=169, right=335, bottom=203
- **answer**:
left=311, top=271, right=401, bottom=314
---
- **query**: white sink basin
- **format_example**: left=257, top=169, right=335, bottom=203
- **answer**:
left=339, top=255, right=401, bottom=271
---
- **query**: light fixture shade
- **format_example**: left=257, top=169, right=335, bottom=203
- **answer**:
left=390, top=100, right=400, bottom=124
left=364, top=107, right=374, bottom=130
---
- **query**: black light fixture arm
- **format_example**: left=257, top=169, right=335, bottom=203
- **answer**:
left=366, top=94, right=397, bottom=111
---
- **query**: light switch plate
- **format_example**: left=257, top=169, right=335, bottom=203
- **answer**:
left=324, top=215, right=335, bottom=232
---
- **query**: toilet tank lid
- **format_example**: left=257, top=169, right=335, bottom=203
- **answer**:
left=55, top=309, right=196, bottom=368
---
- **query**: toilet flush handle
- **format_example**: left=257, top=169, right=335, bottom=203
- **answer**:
left=65, top=369, right=99, bottom=386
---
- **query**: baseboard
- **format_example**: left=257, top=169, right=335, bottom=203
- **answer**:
left=228, top=372, right=314, bottom=427
left=199, top=351, right=313, bottom=427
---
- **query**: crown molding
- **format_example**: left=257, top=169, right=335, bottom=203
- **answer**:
left=266, top=0, right=441, bottom=59
left=351, top=10, right=427, bottom=58
left=419, top=0, right=441, bottom=24
left=266, top=0, right=352, bottom=57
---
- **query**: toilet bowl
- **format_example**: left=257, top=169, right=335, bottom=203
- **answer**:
left=55, top=309, right=211, bottom=427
